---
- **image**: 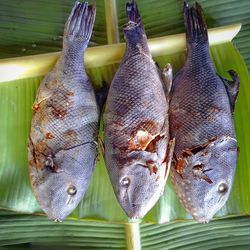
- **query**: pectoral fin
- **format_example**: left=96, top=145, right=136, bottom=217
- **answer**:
left=165, top=138, right=175, bottom=177
left=162, top=63, right=173, bottom=96
left=219, top=70, right=240, bottom=112
left=95, top=82, right=109, bottom=113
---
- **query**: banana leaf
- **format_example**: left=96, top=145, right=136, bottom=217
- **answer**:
left=1, top=211, right=250, bottom=249
left=0, top=0, right=250, bottom=71
left=1, top=0, right=250, bottom=249
left=0, top=23, right=249, bottom=224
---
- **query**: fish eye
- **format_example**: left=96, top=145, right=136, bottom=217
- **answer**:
left=217, top=182, right=228, bottom=193
left=121, top=177, right=130, bottom=188
left=67, top=185, right=77, bottom=196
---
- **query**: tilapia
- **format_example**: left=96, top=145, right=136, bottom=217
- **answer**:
left=169, top=2, right=240, bottom=223
left=103, top=0, right=175, bottom=219
left=28, top=2, right=98, bottom=221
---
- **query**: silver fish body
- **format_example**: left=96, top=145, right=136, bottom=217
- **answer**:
left=104, top=1, right=174, bottom=219
left=169, top=2, right=240, bottom=223
left=28, top=2, right=97, bottom=221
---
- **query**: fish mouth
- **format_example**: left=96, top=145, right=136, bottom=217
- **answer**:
left=120, top=199, right=149, bottom=220
left=118, top=193, right=144, bottom=219
left=192, top=213, right=211, bottom=224
left=45, top=210, right=67, bottom=222
left=126, top=206, right=145, bottom=220
left=53, top=218, right=63, bottom=223
left=181, top=197, right=218, bottom=223
left=187, top=203, right=218, bottom=223
left=128, top=213, right=142, bottom=221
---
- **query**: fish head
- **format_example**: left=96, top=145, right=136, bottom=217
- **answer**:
left=172, top=136, right=237, bottom=223
left=30, top=169, right=87, bottom=222
left=115, top=151, right=168, bottom=219
left=28, top=142, right=95, bottom=222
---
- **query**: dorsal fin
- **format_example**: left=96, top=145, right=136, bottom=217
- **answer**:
left=219, top=70, right=240, bottom=112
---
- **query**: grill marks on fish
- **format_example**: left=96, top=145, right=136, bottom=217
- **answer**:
left=51, top=108, right=68, bottom=120
left=33, top=79, right=75, bottom=121
left=32, top=79, right=99, bottom=151
left=63, top=129, right=78, bottom=141
left=31, top=84, right=83, bottom=153
left=28, top=138, right=52, bottom=171
left=45, top=132, right=55, bottom=140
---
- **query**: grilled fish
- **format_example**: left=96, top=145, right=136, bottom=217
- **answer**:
left=104, top=0, right=175, bottom=219
left=28, top=2, right=98, bottom=221
left=169, top=2, right=240, bottom=223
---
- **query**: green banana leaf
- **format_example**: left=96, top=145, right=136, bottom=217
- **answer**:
left=1, top=211, right=250, bottom=249
left=0, top=0, right=250, bottom=70
left=0, top=25, right=249, bottom=223
left=0, top=0, right=250, bottom=249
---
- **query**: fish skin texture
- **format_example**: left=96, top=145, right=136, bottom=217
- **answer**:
left=104, top=0, right=174, bottom=219
left=28, top=2, right=98, bottom=222
left=169, top=2, right=240, bottom=223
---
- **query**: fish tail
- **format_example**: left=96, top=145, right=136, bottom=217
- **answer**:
left=124, top=0, right=144, bottom=32
left=183, top=1, right=208, bottom=44
left=126, top=0, right=141, bottom=24
left=64, top=1, right=96, bottom=44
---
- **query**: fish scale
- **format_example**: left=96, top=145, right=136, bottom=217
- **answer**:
left=28, top=2, right=98, bottom=221
left=171, top=67, right=234, bottom=152
left=109, top=56, right=166, bottom=122
left=169, top=2, right=239, bottom=223
left=104, top=0, right=174, bottom=219
left=105, top=55, right=167, bottom=147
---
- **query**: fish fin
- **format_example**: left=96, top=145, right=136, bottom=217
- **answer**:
left=183, top=1, right=208, bottom=44
left=162, top=63, right=173, bottom=96
left=155, top=62, right=164, bottom=84
left=126, top=0, right=141, bottom=25
left=95, top=82, right=109, bottom=112
left=123, top=0, right=144, bottom=31
left=219, top=70, right=240, bottom=112
left=165, top=138, right=176, bottom=178
left=155, top=62, right=162, bottom=76
left=64, top=1, right=96, bottom=43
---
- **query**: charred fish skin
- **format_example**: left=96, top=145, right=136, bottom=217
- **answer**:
left=169, top=2, right=240, bottom=223
left=104, top=0, right=174, bottom=219
left=28, top=2, right=97, bottom=222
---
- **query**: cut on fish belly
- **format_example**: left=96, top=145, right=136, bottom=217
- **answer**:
left=169, top=1, right=240, bottom=223
left=28, top=1, right=99, bottom=221
left=103, top=0, right=175, bottom=219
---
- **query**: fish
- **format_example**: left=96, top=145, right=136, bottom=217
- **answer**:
left=28, top=1, right=98, bottom=222
left=103, top=0, right=175, bottom=219
left=169, top=2, right=240, bottom=223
